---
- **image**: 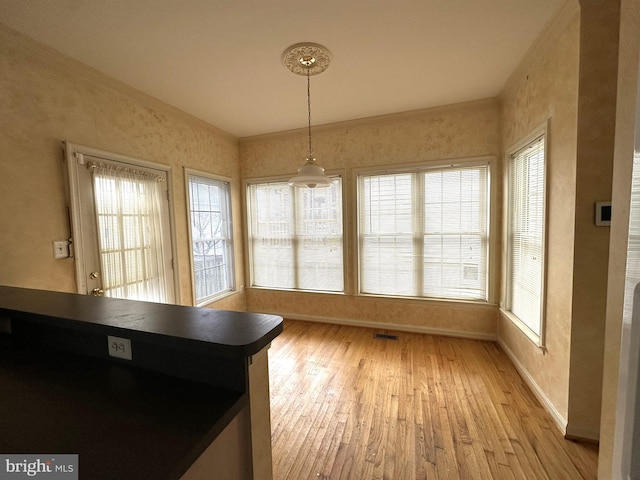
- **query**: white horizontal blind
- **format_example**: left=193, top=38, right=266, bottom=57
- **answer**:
left=359, top=164, right=489, bottom=300
left=247, top=179, right=343, bottom=292
left=360, top=173, right=414, bottom=296
left=187, top=174, right=234, bottom=304
left=508, top=135, right=546, bottom=336
left=249, top=182, right=295, bottom=289
left=623, top=152, right=640, bottom=322
left=424, top=167, right=488, bottom=299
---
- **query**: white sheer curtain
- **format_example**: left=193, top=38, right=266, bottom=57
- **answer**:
left=89, top=161, right=169, bottom=303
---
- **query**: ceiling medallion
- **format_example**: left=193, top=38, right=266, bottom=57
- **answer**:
left=282, top=43, right=332, bottom=76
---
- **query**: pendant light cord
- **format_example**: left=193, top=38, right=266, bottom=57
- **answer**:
left=307, top=68, right=313, bottom=159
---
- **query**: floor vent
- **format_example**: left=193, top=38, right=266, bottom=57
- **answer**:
left=374, top=333, right=398, bottom=340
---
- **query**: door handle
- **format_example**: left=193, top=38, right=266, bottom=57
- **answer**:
left=90, top=288, right=105, bottom=297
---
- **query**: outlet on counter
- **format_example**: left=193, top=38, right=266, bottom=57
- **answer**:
left=107, top=335, right=132, bottom=360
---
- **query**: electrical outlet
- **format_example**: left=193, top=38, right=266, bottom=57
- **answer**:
left=107, top=335, right=132, bottom=360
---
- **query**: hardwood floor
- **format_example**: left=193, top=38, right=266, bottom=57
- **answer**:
left=268, top=320, right=598, bottom=480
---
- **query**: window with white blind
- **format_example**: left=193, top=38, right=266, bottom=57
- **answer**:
left=358, top=163, right=489, bottom=301
left=246, top=178, right=343, bottom=292
left=506, top=133, right=547, bottom=341
left=622, top=152, right=640, bottom=323
left=186, top=171, right=234, bottom=306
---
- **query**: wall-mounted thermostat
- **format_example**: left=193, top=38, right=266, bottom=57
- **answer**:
left=595, top=201, right=612, bottom=226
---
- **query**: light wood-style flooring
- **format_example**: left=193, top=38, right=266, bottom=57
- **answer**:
left=268, top=320, right=598, bottom=480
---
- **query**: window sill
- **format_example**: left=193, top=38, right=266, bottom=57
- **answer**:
left=247, top=286, right=346, bottom=296
left=246, top=287, right=497, bottom=309
left=499, top=308, right=545, bottom=349
left=196, top=289, right=238, bottom=307
left=357, top=292, right=496, bottom=308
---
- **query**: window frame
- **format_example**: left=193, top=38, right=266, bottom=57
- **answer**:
left=244, top=174, right=346, bottom=294
left=355, top=158, right=492, bottom=303
left=503, top=124, right=549, bottom=347
left=184, top=168, right=235, bottom=306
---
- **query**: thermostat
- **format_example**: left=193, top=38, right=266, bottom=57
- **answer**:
left=595, top=201, right=612, bottom=226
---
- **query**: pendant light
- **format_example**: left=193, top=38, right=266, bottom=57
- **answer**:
left=283, top=43, right=332, bottom=189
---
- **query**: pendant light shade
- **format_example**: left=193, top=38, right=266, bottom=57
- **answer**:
left=283, top=43, right=332, bottom=189
left=289, top=157, right=332, bottom=188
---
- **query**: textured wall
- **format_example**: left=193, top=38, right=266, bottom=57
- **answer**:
left=240, top=99, right=501, bottom=337
left=567, top=0, right=619, bottom=441
left=0, top=24, right=245, bottom=309
left=498, top=1, right=580, bottom=426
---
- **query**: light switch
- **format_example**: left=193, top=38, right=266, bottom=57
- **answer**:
left=52, top=240, right=70, bottom=259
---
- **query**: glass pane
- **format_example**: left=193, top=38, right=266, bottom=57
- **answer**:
left=423, top=167, right=487, bottom=300
left=362, top=174, right=412, bottom=234
left=93, top=165, right=169, bottom=303
left=509, top=136, right=545, bottom=335
left=248, top=179, right=344, bottom=292
left=360, top=235, right=414, bottom=296
left=359, top=165, right=488, bottom=301
left=295, top=183, right=344, bottom=291
left=188, top=175, right=233, bottom=302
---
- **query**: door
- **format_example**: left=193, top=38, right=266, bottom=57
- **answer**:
left=65, top=143, right=175, bottom=303
left=614, top=32, right=640, bottom=479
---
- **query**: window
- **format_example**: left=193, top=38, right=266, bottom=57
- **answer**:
left=506, top=133, right=546, bottom=340
left=246, top=178, right=343, bottom=292
left=186, top=171, right=234, bottom=305
left=623, top=151, right=640, bottom=322
left=358, top=163, right=489, bottom=301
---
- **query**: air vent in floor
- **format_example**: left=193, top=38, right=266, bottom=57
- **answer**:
left=373, top=333, right=398, bottom=340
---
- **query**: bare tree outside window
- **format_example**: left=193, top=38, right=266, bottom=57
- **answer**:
left=186, top=172, right=234, bottom=305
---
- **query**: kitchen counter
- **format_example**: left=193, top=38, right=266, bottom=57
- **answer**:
left=0, top=286, right=283, bottom=480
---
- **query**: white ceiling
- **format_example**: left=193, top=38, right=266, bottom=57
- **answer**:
left=0, top=0, right=563, bottom=137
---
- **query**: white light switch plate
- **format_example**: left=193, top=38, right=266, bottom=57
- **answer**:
left=52, top=240, right=70, bottom=259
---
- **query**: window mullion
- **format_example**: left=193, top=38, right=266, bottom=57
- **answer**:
left=413, top=173, right=425, bottom=296
left=292, top=186, right=300, bottom=289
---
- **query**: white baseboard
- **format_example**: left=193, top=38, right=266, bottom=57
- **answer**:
left=497, top=337, right=568, bottom=435
left=249, top=310, right=497, bottom=341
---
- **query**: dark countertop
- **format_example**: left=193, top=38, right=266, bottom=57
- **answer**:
left=0, top=338, right=246, bottom=480
left=0, top=285, right=284, bottom=479
left=0, top=286, right=283, bottom=358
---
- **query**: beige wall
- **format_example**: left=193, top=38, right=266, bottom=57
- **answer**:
left=498, top=2, right=580, bottom=428
left=499, top=0, right=623, bottom=443
left=240, top=99, right=501, bottom=337
left=599, top=0, right=640, bottom=476
left=568, top=0, right=619, bottom=441
left=0, top=24, right=246, bottom=310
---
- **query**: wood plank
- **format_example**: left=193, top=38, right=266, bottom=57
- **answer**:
left=269, top=320, right=598, bottom=480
